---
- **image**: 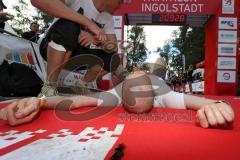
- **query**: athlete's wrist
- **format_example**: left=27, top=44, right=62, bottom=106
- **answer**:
left=39, top=96, right=47, bottom=108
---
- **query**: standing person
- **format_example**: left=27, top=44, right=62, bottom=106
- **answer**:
left=171, top=75, right=179, bottom=92
left=181, top=71, right=187, bottom=93
left=187, top=64, right=194, bottom=94
left=0, top=0, right=12, bottom=32
left=22, top=22, right=40, bottom=43
left=175, top=76, right=182, bottom=92
left=30, top=0, right=126, bottom=97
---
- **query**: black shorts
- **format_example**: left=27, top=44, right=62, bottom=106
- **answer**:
left=71, top=46, right=120, bottom=72
left=39, top=8, right=120, bottom=72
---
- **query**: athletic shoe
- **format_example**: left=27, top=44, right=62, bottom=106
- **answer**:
left=38, top=82, right=58, bottom=97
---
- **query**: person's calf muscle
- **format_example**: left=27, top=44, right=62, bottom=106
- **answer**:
left=47, top=46, right=70, bottom=83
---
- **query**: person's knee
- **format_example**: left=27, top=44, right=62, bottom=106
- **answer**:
left=122, top=71, right=154, bottom=114
left=85, top=65, right=102, bottom=82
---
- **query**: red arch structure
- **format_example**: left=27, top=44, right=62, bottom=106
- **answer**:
left=114, top=0, right=240, bottom=96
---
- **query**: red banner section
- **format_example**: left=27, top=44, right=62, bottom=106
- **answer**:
left=117, top=0, right=220, bottom=14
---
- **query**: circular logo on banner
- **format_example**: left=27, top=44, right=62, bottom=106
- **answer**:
left=223, top=0, right=233, bottom=6
left=223, top=73, right=231, bottom=80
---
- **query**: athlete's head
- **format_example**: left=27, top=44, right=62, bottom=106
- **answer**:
left=122, top=71, right=154, bottom=114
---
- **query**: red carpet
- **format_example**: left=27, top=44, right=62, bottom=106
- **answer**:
left=0, top=96, right=240, bottom=160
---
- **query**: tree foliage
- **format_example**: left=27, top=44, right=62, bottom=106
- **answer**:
left=171, top=26, right=205, bottom=68
left=126, top=26, right=148, bottom=71
left=155, top=25, right=205, bottom=77
left=155, top=40, right=179, bottom=65
left=11, top=0, right=53, bottom=35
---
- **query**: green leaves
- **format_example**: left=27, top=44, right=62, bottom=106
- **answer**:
left=126, top=26, right=149, bottom=72
left=11, top=0, right=53, bottom=35
left=172, top=26, right=205, bottom=68
left=154, top=25, right=204, bottom=78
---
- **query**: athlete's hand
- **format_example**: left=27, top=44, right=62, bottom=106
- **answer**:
left=0, top=98, right=41, bottom=126
left=196, top=102, right=234, bottom=129
left=78, top=31, right=98, bottom=47
left=86, top=21, right=107, bottom=43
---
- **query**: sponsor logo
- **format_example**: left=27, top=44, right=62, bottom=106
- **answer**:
left=219, top=17, right=237, bottom=29
left=218, top=57, right=236, bottom=69
left=218, top=31, right=237, bottom=42
left=220, top=34, right=234, bottom=38
left=219, top=61, right=234, bottom=66
left=224, top=0, right=232, bottom=6
left=220, top=20, right=234, bottom=27
left=221, top=47, right=234, bottom=53
left=222, top=0, right=235, bottom=14
left=217, top=70, right=236, bottom=83
left=218, top=44, right=237, bottom=56
left=223, top=73, right=231, bottom=80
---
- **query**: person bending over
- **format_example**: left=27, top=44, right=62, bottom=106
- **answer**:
left=0, top=0, right=13, bottom=32
left=0, top=71, right=234, bottom=129
left=30, top=0, right=125, bottom=96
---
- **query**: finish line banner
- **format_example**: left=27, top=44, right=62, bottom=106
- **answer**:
left=118, top=0, right=221, bottom=14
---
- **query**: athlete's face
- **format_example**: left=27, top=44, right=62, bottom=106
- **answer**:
left=105, top=0, right=123, bottom=14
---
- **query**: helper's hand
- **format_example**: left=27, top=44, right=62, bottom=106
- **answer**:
left=0, top=12, right=13, bottom=22
left=196, top=102, right=234, bottom=129
left=85, top=21, right=107, bottom=43
left=78, top=31, right=98, bottom=47
left=0, top=98, right=41, bottom=126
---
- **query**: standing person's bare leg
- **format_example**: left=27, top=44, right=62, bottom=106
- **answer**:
left=183, top=83, right=186, bottom=93
left=47, top=46, right=71, bottom=86
left=113, top=65, right=124, bottom=77
left=189, top=81, right=193, bottom=94
left=63, top=51, right=71, bottom=63
left=38, top=46, right=72, bottom=97
left=83, top=65, right=102, bottom=83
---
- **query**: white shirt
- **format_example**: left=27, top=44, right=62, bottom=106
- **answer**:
left=99, top=75, right=186, bottom=109
left=149, top=75, right=186, bottom=109
left=100, top=89, right=185, bottom=109
left=51, top=0, right=115, bottom=34
left=153, top=91, right=185, bottom=109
